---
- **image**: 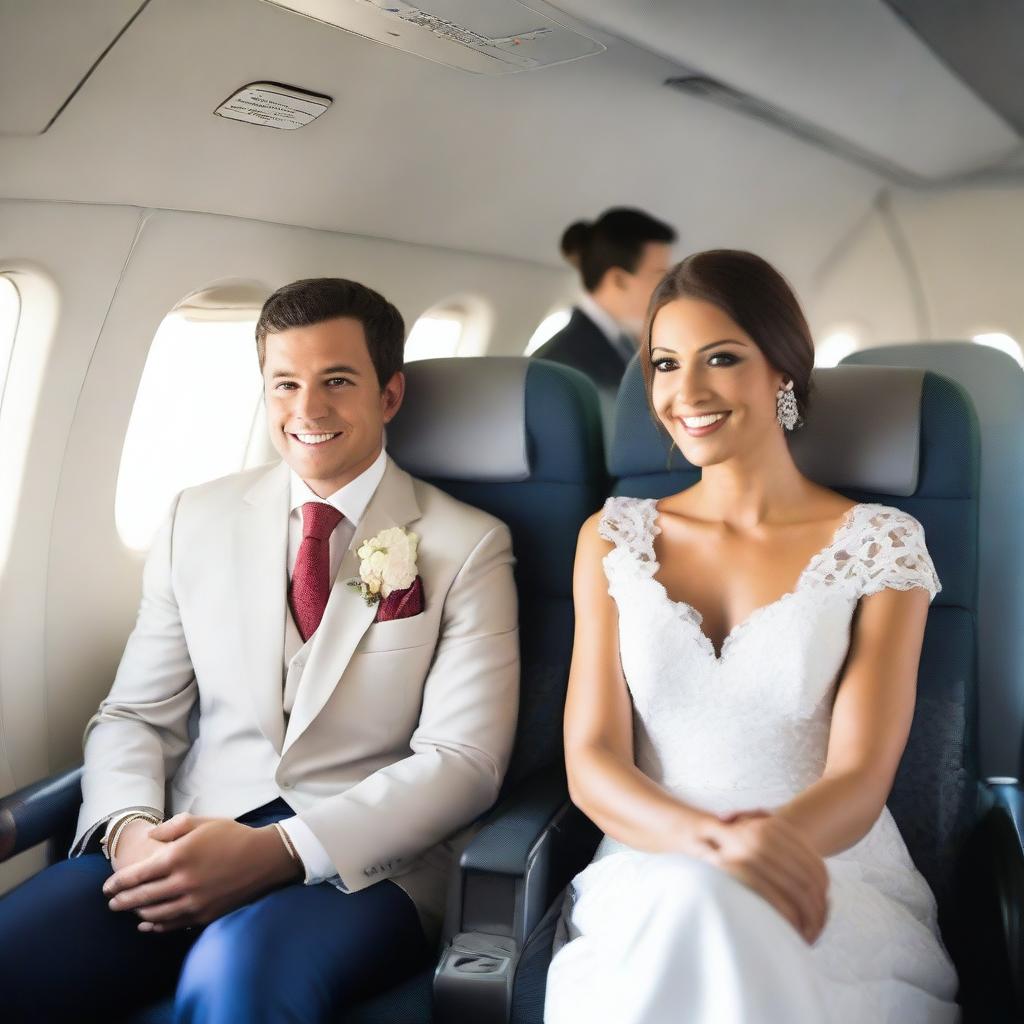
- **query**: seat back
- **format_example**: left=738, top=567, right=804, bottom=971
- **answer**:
left=608, top=355, right=700, bottom=497
left=609, top=357, right=980, bottom=914
left=844, top=341, right=1024, bottom=780
left=388, top=357, right=605, bottom=795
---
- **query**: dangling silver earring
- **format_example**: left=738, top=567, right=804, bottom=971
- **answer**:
left=776, top=380, right=800, bottom=431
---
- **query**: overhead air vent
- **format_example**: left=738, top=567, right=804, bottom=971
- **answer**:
left=214, top=82, right=332, bottom=130
left=260, top=0, right=604, bottom=74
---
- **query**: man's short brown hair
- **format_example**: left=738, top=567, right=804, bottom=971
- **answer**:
left=255, top=278, right=405, bottom=388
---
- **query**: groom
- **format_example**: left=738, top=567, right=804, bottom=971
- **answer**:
left=0, top=278, right=519, bottom=1021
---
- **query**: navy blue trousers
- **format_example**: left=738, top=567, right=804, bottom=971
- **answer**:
left=0, top=800, right=429, bottom=1023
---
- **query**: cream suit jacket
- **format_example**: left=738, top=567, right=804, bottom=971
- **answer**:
left=73, top=456, right=520, bottom=937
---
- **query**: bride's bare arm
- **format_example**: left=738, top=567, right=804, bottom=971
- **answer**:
left=563, top=514, right=710, bottom=852
left=775, top=585, right=930, bottom=856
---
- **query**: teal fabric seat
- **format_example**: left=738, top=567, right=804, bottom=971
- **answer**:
left=843, top=342, right=1024, bottom=779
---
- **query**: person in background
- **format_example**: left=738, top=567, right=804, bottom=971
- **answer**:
left=532, top=208, right=676, bottom=434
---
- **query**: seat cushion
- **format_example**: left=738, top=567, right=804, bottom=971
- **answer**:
left=343, top=966, right=433, bottom=1023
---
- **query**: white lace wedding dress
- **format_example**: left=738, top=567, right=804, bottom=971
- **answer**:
left=544, top=498, right=960, bottom=1024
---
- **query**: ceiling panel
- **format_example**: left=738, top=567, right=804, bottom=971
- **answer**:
left=0, top=0, right=879, bottom=287
left=552, top=0, right=1020, bottom=181
left=885, top=0, right=1024, bottom=137
left=0, top=0, right=147, bottom=136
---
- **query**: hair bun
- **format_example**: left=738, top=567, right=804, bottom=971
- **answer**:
left=560, top=220, right=592, bottom=268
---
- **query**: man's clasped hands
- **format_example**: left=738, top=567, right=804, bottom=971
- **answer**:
left=103, top=815, right=301, bottom=933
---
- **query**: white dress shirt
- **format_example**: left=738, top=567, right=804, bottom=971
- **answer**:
left=577, top=292, right=637, bottom=364
left=278, top=447, right=388, bottom=884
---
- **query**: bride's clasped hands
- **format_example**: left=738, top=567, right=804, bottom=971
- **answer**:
left=691, top=810, right=829, bottom=945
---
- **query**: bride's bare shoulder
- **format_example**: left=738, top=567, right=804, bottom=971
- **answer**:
left=804, top=486, right=860, bottom=523
left=577, top=509, right=612, bottom=555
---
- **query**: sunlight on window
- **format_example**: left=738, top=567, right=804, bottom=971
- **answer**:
left=116, top=314, right=262, bottom=551
left=405, top=316, right=463, bottom=362
left=0, top=276, right=19, bottom=410
left=973, top=332, right=1023, bottom=368
left=525, top=309, right=571, bottom=355
left=814, top=330, right=859, bottom=368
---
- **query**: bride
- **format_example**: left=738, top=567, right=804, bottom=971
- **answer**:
left=544, top=250, right=959, bottom=1023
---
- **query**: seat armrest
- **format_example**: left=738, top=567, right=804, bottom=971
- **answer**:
left=0, top=765, right=83, bottom=863
left=984, top=779, right=1024, bottom=990
left=434, top=765, right=600, bottom=1024
left=955, top=778, right=1024, bottom=1020
left=987, top=779, right=1024, bottom=851
left=454, top=765, right=600, bottom=942
left=460, top=766, right=577, bottom=879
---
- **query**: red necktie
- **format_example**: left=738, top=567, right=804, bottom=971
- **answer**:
left=289, top=502, right=344, bottom=642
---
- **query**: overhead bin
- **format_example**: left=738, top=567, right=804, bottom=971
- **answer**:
left=261, top=0, right=605, bottom=74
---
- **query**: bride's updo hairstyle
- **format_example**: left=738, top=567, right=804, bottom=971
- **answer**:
left=640, top=249, right=815, bottom=429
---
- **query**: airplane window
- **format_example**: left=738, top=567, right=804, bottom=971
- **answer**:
left=115, top=313, right=262, bottom=551
left=814, top=328, right=859, bottom=368
left=525, top=309, right=571, bottom=355
left=0, top=276, right=19, bottom=410
left=973, top=332, right=1023, bottom=368
left=405, top=313, right=464, bottom=362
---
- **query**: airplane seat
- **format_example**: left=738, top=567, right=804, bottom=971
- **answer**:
left=842, top=342, right=1024, bottom=783
left=435, top=356, right=1024, bottom=1023
left=385, top=356, right=607, bottom=800
left=344, top=356, right=606, bottom=1023
left=0, top=356, right=607, bottom=1023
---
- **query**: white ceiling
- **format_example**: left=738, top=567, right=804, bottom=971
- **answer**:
left=0, top=0, right=145, bottom=135
left=0, top=0, right=1016, bottom=285
left=556, top=0, right=1019, bottom=181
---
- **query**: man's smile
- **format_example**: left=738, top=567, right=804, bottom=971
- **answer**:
left=288, top=431, right=342, bottom=447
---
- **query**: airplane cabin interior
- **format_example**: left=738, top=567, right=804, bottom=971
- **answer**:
left=1, top=2, right=1023, bottom=1021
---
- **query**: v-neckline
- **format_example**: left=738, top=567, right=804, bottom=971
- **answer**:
left=648, top=501, right=864, bottom=662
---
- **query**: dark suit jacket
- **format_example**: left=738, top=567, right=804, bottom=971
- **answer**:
left=532, top=307, right=634, bottom=444
left=530, top=308, right=630, bottom=392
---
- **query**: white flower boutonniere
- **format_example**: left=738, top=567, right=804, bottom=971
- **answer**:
left=348, top=526, right=420, bottom=606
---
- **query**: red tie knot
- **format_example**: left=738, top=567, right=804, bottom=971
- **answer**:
left=301, top=501, right=343, bottom=542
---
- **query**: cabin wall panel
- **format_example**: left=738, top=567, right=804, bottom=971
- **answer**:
left=807, top=196, right=923, bottom=348
left=810, top=185, right=1024, bottom=350
left=0, top=200, right=143, bottom=892
left=885, top=186, right=1024, bottom=346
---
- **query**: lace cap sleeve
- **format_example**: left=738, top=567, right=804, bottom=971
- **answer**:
left=598, top=496, right=660, bottom=579
left=826, top=506, right=941, bottom=603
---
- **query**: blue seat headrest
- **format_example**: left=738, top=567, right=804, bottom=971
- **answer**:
left=792, top=366, right=923, bottom=497
left=387, top=357, right=530, bottom=482
left=387, top=357, right=604, bottom=486
left=611, top=358, right=926, bottom=496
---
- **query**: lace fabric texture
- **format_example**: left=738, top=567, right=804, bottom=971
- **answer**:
left=545, top=498, right=959, bottom=1023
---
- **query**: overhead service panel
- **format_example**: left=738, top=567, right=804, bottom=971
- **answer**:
left=214, top=83, right=332, bottom=129
left=260, top=0, right=604, bottom=74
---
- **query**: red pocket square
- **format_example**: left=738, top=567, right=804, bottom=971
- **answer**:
left=375, top=576, right=424, bottom=623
